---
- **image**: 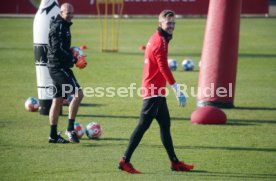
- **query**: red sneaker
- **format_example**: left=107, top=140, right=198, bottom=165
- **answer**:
left=118, top=159, right=141, bottom=174
left=171, top=161, right=194, bottom=171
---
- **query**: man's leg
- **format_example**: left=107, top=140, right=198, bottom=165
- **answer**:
left=66, top=89, right=83, bottom=134
left=119, top=98, right=158, bottom=174
left=123, top=97, right=159, bottom=162
left=123, top=113, right=154, bottom=162
left=49, top=97, right=63, bottom=126
left=118, top=113, right=153, bottom=174
left=68, top=90, right=84, bottom=121
left=65, top=89, right=84, bottom=143
left=156, top=98, right=194, bottom=171
left=155, top=98, right=179, bottom=162
left=58, top=68, right=84, bottom=143
left=48, top=97, right=69, bottom=143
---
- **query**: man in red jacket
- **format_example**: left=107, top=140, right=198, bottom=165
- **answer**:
left=118, top=10, right=194, bottom=174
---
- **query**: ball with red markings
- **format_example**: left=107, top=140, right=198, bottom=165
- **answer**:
left=25, top=97, right=40, bottom=112
left=86, top=122, right=102, bottom=139
left=74, top=122, right=85, bottom=139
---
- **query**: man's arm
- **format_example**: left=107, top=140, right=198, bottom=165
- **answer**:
left=154, top=43, right=175, bottom=85
left=155, top=42, right=186, bottom=107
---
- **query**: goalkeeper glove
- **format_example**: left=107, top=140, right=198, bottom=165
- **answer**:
left=75, top=56, right=87, bottom=69
left=171, top=83, right=186, bottom=107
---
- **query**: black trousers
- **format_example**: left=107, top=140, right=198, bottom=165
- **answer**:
left=124, top=97, right=178, bottom=162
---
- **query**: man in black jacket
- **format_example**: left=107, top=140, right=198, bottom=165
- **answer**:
left=47, top=3, right=87, bottom=144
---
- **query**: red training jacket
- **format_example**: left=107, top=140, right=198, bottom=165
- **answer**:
left=141, top=30, right=176, bottom=99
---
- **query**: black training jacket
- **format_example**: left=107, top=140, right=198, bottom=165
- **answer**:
left=47, top=14, right=76, bottom=69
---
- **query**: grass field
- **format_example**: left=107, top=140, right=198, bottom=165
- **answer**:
left=0, top=17, right=276, bottom=180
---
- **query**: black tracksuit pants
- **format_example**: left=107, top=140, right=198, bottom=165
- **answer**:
left=124, top=97, right=178, bottom=163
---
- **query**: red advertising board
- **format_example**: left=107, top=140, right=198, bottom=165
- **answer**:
left=0, top=0, right=269, bottom=15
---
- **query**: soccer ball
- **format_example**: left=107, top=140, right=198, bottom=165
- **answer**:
left=74, top=122, right=85, bottom=139
left=182, top=59, right=195, bottom=71
left=86, top=122, right=102, bottom=139
left=70, top=46, right=84, bottom=57
left=25, top=97, right=40, bottom=112
left=168, top=59, right=178, bottom=71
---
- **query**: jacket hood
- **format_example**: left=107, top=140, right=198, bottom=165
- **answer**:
left=50, top=14, right=72, bottom=28
left=157, top=27, right=173, bottom=42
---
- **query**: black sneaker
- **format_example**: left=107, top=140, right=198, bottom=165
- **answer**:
left=65, top=130, right=80, bottom=143
left=49, top=134, right=69, bottom=144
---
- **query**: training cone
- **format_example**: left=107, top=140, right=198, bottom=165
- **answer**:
left=80, top=45, right=87, bottom=50
left=139, top=44, right=146, bottom=51
left=191, top=106, right=227, bottom=124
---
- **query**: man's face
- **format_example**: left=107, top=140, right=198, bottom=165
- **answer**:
left=60, top=6, right=74, bottom=22
left=159, top=16, right=175, bottom=34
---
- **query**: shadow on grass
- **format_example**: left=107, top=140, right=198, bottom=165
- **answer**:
left=234, top=106, right=276, bottom=111
left=60, top=114, right=138, bottom=119
left=81, top=103, right=105, bottom=107
left=238, top=53, right=276, bottom=58
left=187, top=170, right=276, bottom=180
left=81, top=137, right=128, bottom=141
left=143, top=144, right=276, bottom=153
left=118, top=51, right=202, bottom=57
left=228, top=119, right=276, bottom=125
left=80, top=139, right=128, bottom=147
left=76, top=114, right=190, bottom=121
left=172, top=145, right=276, bottom=153
left=72, top=114, right=275, bottom=126
left=63, top=103, right=104, bottom=107
left=118, top=51, right=276, bottom=59
left=224, top=122, right=256, bottom=126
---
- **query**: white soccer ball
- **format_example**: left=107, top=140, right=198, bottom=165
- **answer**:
left=70, top=46, right=84, bottom=57
left=168, top=59, right=178, bottom=71
left=74, top=122, right=85, bottom=139
left=182, top=59, right=195, bottom=71
left=25, top=97, right=40, bottom=112
left=86, top=122, right=102, bottom=139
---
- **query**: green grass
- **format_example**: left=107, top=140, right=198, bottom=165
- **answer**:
left=0, top=17, right=276, bottom=180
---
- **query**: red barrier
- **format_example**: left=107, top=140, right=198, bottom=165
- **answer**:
left=197, top=0, right=242, bottom=108
left=0, top=0, right=269, bottom=15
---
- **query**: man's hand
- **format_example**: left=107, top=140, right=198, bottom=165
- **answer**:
left=171, top=83, right=186, bottom=107
left=75, top=56, right=87, bottom=69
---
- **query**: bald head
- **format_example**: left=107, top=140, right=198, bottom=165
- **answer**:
left=60, top=3, right=74, bottom=22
